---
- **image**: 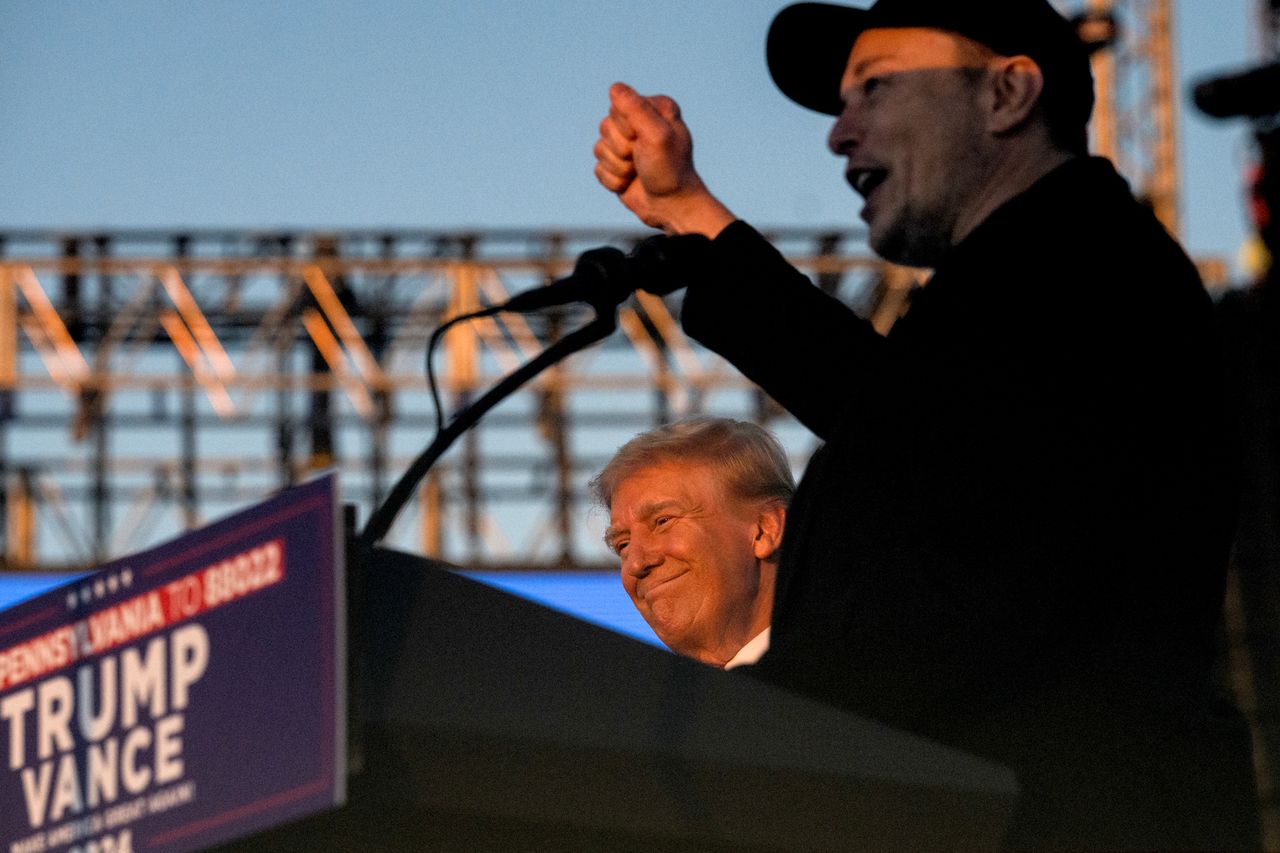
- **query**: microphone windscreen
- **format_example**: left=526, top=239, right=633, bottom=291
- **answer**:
left=630, top=234, right=714, bottom=296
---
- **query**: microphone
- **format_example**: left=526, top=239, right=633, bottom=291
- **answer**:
left=499, top=233, right=713, bottom=314
left=1192, top=62, right=1280, bottom=120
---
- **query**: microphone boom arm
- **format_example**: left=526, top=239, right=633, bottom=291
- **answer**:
left=358, top=234, right=710, bottom=550
left=359, top=308, right=617, bottom=550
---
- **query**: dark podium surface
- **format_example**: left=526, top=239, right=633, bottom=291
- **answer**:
left=216, top=546, right=1017, bottom=852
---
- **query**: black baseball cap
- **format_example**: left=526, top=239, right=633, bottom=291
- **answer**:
left=766, top=0, right=1094, bottom=135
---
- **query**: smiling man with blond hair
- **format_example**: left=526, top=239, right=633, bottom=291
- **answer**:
left=593, top=418, right=793, bottom=669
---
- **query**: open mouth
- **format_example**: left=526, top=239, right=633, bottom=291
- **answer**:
left=848, top=168, right=888, bottom=199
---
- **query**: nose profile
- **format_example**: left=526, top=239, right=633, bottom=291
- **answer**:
left=622, top=531, right=661, bottom=579
left=828, top=103, right=860, bottom=156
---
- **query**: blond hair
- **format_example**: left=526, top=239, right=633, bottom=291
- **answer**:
left=591, top=418, right=795, bottom=509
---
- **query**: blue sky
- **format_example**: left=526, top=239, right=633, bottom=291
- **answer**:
left=0, top=0, right=1266, bottom=272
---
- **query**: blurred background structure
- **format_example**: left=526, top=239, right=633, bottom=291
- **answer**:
left=0, top=226, right=881, bottom=571
left=0, top=0, right=1259, bottom=575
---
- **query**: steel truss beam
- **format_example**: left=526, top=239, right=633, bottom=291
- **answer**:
left=0, top=228, right=910, bottom=572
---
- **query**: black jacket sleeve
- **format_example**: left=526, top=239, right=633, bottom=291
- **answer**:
left=679, top=220, right=886, bottom=439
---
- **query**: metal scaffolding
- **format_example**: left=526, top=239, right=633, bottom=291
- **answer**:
left=0, top=0, right=1210, bottom=575
left=0, top=228, right=915, bottom=573
left=1086, top=0, right=1182, bottom=236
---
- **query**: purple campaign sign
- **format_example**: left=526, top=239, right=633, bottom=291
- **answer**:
left=0, top=475, right=345, bottom=853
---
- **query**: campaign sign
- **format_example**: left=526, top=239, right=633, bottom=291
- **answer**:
left=0, top=475, right=344, bottom=853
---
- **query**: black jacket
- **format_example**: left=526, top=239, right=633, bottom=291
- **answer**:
left=682, top=158, right=1259, bottom=849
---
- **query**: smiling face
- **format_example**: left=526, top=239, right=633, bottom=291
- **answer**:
left=829, top=28, right=997, bottom=267
left=605, top=460, right=778, bottom=666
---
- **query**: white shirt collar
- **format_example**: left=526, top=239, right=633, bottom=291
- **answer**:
left=724, top=627, right=770, bottom=670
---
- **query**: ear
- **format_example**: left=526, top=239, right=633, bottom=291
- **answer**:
left=751, top=503, right=787, bottom=562
left=987, top=55, right=1045, bottom=136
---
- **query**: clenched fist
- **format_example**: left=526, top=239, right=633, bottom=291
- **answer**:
left=593, top=82, right=734, bottom=237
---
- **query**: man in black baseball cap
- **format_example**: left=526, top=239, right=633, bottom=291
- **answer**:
left=766, top=0, right=1094, bottom=150
left=595, top=0, right=1096, bottom=267
left=592, top=2, right=1260, bottom=848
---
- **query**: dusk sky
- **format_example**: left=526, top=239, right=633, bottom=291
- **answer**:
left=0, top=0, right=1267, bottom=273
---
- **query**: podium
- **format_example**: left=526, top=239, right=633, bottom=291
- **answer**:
left=215, top=544, right=1017, bottom=852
